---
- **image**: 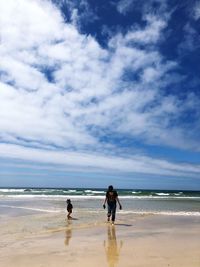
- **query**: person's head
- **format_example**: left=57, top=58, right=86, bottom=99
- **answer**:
left=108, top=185, right=113, bottom=191
left=66, top=199, right=71, bottom=203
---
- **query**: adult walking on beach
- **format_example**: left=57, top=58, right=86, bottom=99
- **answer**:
left=103, top=185, right=122, bottom=225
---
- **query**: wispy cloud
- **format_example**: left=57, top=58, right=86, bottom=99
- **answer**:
left=116, top=0, right=167, bottom=16
left=0, top=143, right=200, bottom=178
left=52, top=0, right=99, bottom=28
left=178, top=23, right=200, bottom=54
left=193, top=1, right=200, bottom=20
left=0, top=0, right=200, bottom=183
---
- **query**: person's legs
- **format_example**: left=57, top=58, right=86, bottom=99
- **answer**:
left=107, top=203, right=116, bottom=223
left=107, top=205, right=111, bottom=221
left=67, top=209, right=72, bottom=219
left=111, top=204, right=116, bottom=223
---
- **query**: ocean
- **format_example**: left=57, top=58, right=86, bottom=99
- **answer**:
left=0, top=187, right=200, bottom=217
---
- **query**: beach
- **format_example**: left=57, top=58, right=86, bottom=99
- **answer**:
left=1, top=1, right=200, bottom=265
left=0, top=193, right=200, bottom=267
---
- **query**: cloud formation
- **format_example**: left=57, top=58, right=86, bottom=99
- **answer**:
left=0, top=143, right=200, bottom=178
left=0, top=0, right=200, bottom=183
left=193, top=1, right=200, bottom=20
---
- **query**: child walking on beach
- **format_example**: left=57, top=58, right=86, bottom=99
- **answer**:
left=66, top=199, right=73, bottom=219
left=103, top=185, right=122, bottom=225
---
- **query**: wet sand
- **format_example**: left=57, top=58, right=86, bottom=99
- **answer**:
left=0, top=210, right=199, bottom=267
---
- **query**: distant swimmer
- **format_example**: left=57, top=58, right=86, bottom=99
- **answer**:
left=103, top=185, right=122, bottom=225
left=66, top=199, right=73, bottom=219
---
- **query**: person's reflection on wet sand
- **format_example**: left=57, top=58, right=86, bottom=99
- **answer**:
left=104, top=225, right=123, bottom=267
left=64, top=220, right=72, bottom=246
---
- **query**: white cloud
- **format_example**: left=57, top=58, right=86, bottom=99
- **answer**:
left=0, top=143, right=200, bottom=178
left=193, top=1, right=200, bottom=20
left=0, top=0, right=63, bottom=50
left=0, top=0, right=200, bottom=181
left=116, top=0, right=134, bottom=15
left=52, top=0, right=99, bottom=29
left=178, top=23, right=200, bottom=58
left=126, top=15, right=167, bottom=44
left=116, top=0, right=167, bottom=16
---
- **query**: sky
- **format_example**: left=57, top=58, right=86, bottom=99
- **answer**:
left=0, top=0, right=200, bottom=190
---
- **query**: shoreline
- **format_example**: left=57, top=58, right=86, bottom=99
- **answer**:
left=0, top=210, right=199, bottom=267
left=1, top=196, right=200, bottom=218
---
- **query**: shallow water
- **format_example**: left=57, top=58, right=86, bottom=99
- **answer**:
left=0, top=195, right=200, bottom=220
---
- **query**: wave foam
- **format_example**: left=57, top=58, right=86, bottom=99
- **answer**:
left=119, top=210, right=200, bottom=216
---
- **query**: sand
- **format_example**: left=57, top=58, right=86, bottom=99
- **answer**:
left=0, top=211, right=199, bottom=267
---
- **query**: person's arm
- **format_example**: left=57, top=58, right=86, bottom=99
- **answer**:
left=116, top=197, right=122, bottom=209
left=103, top=196, right=107, bottom=209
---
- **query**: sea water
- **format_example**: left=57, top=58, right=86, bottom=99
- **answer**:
left=0, top=187, right=200, bottom=217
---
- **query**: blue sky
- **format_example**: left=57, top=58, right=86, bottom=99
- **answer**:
left=0, top=0, right=200, bottom=190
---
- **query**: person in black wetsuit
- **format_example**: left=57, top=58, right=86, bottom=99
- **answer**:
left=103, top=185, right=122, bottom=225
